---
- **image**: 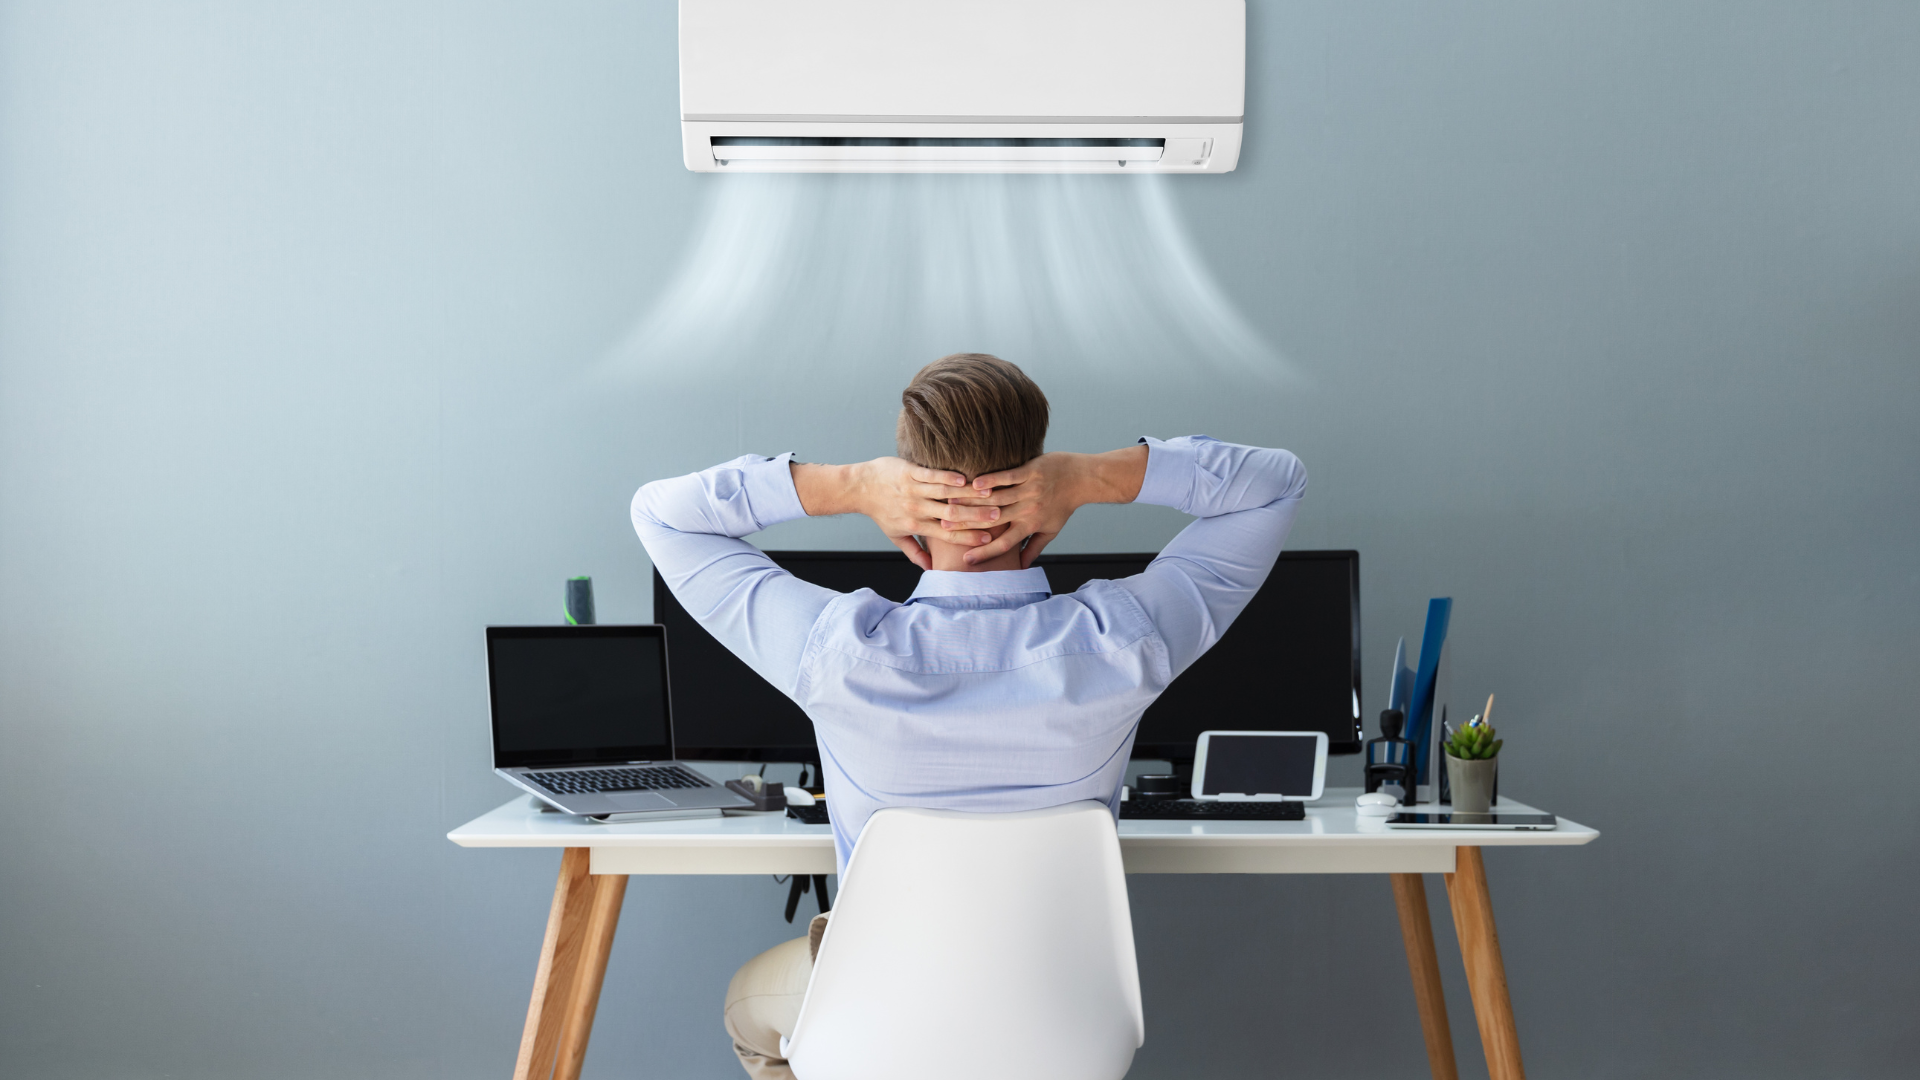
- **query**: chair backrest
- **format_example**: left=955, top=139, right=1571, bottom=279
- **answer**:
left=785, top=802, right=1143, bottom=1080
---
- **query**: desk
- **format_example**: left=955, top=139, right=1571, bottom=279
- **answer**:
left=451, top=790, right=1597, bottom=1080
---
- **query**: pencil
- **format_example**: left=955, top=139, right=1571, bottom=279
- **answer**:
left=1482, top=693, right=1495, bottom=728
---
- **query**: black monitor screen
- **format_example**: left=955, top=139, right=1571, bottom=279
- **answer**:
left=655, top=550, right=1361, bottom=762
left=654, top=555, right=921, bottom=763
left=487, top=626, right=674, bottom=768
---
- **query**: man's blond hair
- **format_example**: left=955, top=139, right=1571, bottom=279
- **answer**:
left=895, top=354, right=1049, bottom=479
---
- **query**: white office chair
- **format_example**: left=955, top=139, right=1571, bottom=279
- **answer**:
left=783, top=801, right=1143, bottom=1080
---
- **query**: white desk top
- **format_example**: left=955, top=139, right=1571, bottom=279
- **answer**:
left=449, top=789, right=1597, bottom=876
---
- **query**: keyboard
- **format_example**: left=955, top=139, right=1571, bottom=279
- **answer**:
left=1119, top=798, right=1305, bottom=821
left=787, top=803, right=831, bottom=825
left=788, top=801, right=1299, bottom=824
left=525, top=764, right=712, bottom=797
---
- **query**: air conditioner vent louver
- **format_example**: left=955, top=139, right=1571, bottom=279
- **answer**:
left=710, top=137, right=1170, bottom=165
left=710, top=138, right=1168, bottom=148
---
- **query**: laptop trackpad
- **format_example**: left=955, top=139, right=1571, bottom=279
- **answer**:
left=603, top=792, right=676, bottom=812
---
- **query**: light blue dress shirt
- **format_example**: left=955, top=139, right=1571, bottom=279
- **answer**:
left=631, top=436, right=1307, bottom=875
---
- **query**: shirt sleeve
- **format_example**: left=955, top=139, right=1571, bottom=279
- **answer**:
left=630, top=454, right=837, bottom=697
left=1116, top=435, right=1309, bottom=676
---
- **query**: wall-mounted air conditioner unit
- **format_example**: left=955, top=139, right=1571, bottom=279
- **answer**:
left=679, top=0, right=1245, bottom=174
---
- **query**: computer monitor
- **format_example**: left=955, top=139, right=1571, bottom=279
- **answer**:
left=654, top=550, right=1362, bottom=763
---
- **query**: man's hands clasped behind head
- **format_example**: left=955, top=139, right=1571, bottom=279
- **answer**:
left=848, top=457, right=999, bottom=570
left=861, top=448, right=1149, bottom=570
left=793, top=447, right=1148, bottom=572
left=844, top=454, right=1086, bottom=570
left=943, top=453, right=1090, bottom=568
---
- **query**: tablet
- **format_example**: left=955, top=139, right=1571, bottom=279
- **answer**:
left=1385, top=812, right=1557, bottom=830
left=1191, top=730, right=1328, bottom=801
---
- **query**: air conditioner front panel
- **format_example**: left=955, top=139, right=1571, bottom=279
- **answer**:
left=679, top=0, right=1246, bottom=174
left=681, top=0, right=1243, bottom=121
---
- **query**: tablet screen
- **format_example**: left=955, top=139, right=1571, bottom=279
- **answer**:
left=1199, top=733, right=1321, bottom=797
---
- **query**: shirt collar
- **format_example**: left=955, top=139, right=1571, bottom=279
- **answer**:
left=907, top=567, right=1053, bottom=602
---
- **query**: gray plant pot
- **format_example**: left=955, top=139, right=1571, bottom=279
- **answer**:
left=1446, top=755, right=1498, bottom=814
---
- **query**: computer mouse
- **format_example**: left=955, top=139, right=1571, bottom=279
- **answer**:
left=1356, top=791, right=1400, bottom=815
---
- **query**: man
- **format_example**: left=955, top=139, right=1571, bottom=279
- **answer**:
left=631, top=353, right=1306, bottom=1079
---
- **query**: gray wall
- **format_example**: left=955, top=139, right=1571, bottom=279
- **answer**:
left=3, top=2, right=1916, bottom=1077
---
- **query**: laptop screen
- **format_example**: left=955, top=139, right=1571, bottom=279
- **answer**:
left=486, top=626, right=674, bottom=768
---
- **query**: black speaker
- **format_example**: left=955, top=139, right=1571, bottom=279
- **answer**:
left=564, top=576, right=595, bottom=626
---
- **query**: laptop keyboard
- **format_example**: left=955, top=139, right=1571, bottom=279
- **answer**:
left=1119, top=798, right=1306, bottom=821
left=526, top=765, right=711, bottom=796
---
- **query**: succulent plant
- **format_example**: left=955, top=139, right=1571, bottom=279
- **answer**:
left=1444, top=720, right=1502, bottom=760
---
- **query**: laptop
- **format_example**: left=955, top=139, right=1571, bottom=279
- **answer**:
left=487, top=625, right=754, bottom=820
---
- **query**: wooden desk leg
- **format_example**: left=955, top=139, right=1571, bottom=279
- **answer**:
left=512, top=850, right=629, bottom=1080
left=515, top=848, right=595, bottom=1080
left=1444, top=846, right=1527, bottom=1080
left=551, top=871, right=629, bottom=1080
left=1391, top=873, right=1459, bottom=1080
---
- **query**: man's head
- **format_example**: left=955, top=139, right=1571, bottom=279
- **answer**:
left=896, top=353, right=1049, bottom=572
left=896, top=353, right=1049, bottom=480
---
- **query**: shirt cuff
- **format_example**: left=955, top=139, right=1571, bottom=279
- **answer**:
left=739, top=452, right=808, bottom=529
left=1133, top=435, right=1207, bottom=512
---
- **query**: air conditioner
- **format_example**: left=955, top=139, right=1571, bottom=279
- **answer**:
left=679, top=0, right=1245, bottom=174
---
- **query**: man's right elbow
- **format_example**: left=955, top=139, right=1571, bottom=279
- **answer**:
left=1285, top=456, right=1308, bottom=500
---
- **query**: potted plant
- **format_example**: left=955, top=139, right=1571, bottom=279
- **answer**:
left=1444, top=719, right=1502, bottom=814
